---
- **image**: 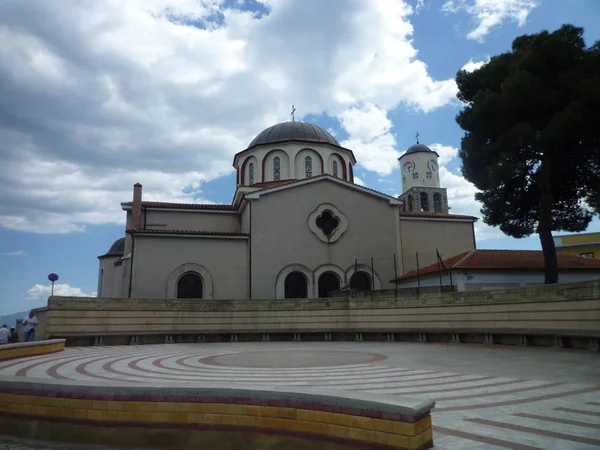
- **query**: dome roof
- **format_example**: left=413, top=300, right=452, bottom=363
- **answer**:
left=405, top=143, right=434, bottom=154
left=247, top=121, right=340, bottom=149
left=100, top=237, right=125, bottom=258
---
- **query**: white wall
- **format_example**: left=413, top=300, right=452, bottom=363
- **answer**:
left=397, top=270, right=600, bottom=291
left=235, top=142, right=354, bottom=184
left=399, top=151, right=440, bottom=193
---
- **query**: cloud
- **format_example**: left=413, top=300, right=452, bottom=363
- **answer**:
left=25, top=283, right=94, bottom=300
left=5, top=250, right=27, bottom=256
left=0, top=0, right=457, bottom=234
left=443, top=0, right=538, bottom=41
left=354, top=176, right=366, bottom=187
left=338, top=104, right=401, bottom=175
left=461, top=57, right=489, bottom=72
left=428, top=143, right=458, bottom=166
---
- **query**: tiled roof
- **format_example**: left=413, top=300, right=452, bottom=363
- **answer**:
left=122, top=201, right=237, bottom=211
left=392, top=249, right=600, bottom=282
left=242, top=179, right=299, bottom=189
left=398, top=211, right=478, bottom=221
left=126, top=229, right=248, bottom=237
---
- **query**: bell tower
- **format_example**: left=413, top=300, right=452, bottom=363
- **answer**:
left=398, top=141, right=449, bottom=213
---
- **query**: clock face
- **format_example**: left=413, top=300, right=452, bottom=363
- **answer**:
left=403, top=160, right=415, bottom=173
left=427, top=159, right=438, bottom=172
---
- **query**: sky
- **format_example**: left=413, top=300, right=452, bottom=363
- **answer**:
left=0, top=0, right=599, bottom=315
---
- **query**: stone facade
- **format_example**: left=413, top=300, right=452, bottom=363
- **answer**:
left=97, top=122, right=477, bottom=301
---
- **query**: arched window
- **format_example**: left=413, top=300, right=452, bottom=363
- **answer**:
left=407, top=195, right=413, bottom=212
left=420, top=192, right=429, bottom=211
left=318, top=272, right=340, bottom=298
left=304, top=156, right=312, bottom=178
left=273, top=156, right=281, bottom=181
left=349, top=271, right=372, bottom=291
left=284, top=271, right=308, bottom=298
left=248, top=163, right=255, bottom=185
left=433, top=193, right=442, bottom=212
left=177, top=273, right=203, bottom=299
left=332, top=160, right=338, bottom=178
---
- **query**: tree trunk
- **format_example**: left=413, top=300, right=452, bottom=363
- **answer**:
left=537, top=158, right=558, bottom=284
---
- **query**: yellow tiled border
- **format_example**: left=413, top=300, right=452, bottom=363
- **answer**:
left=0, top=394, right=432, bottom=449
left=0, top=342, right=64, bottom=361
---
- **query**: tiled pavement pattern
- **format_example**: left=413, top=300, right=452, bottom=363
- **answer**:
left=0, top=342, right=598, bottom=449
left=0, top=436, right=149, bottom=450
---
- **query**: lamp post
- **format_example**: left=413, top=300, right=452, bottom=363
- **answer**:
left=48, top=273, right=59, bottom=296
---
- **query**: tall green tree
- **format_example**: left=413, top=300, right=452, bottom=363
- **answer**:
left=455, top=24, right=600, bottom=284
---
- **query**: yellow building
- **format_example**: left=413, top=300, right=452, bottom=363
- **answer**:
left=554, top=232, right=600, bottom=260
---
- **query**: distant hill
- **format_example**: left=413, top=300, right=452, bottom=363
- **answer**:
left=0, top=310, right=29, bottom=328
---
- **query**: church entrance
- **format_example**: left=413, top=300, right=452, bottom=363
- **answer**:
left=349, top=271, right=372, bottom=291
left=284, top=271, right=308, bottom=298
left=318, top=272, right=340, bottom=298
left=177, top=273, right=203, bottom=299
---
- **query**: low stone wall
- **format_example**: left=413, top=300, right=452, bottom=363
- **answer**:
left=40, top=279, right=600, bottom=349
left=0, top=339, right=65, bottom=362
left=330, top=286, right=454, bottom=299
left=0, top=378, right=434, bottom=449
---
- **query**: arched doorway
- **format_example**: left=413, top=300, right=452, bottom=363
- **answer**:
left=284, top=271, right=308, bottom=298
left=349, top=271, right=372, bottom=291
left=177, top=273, right=203, bottom=299
left=318, top=272, right=340, bottom=298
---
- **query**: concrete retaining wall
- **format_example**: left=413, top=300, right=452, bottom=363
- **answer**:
left=0, top=339, right=65, bottom=361
left=42, top=280, right=600, bottom=349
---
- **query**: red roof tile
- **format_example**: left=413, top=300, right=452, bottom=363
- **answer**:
left=392, top=249, right=600, bottom=282
left=122, top=201, right=238, bottom=211
left=126, top=229, right=248, bottom=236
left=242, top=179, right=299, bottom=189
left=398, top=211, right=478, bottom=221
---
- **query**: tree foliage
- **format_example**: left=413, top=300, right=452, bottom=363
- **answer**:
left=455, top=24, right=600, bottom=283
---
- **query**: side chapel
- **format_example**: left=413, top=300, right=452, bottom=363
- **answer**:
left=98, top=121, right=477, bottom=300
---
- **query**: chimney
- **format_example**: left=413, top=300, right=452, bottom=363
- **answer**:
left=132, top=183, right=143, bottom=230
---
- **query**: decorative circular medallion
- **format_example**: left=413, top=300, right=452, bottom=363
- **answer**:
left=308, top=203, right=348, bottom=243
left=199, top=350, right=388, bottom=368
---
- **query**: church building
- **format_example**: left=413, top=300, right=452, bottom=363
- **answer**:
left=98, top=121, right=477, bottom=300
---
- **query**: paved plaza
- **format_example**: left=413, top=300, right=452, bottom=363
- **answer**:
left=0, top=342, right=599, bottom=449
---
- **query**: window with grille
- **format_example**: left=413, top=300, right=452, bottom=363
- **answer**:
left=305, top=156, right=312, bottom=178
left=249, top=162, right=254, bottom=185
left=332, top=160, right=338, bottom=177
left=273, top=156, right=281, bottom=181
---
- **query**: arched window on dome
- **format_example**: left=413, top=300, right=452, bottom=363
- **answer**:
left=420, top=192, right=429, bottom=212
left=304, top=156, right=313, bottom=178
left=249, top=162, right=255, bottom=185
left=273, top=156, right=281, bottom=181
left=332, top=160, right=338, bottom=178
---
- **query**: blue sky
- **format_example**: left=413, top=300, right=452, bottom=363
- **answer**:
left=0, top=0, right=599, bottom=315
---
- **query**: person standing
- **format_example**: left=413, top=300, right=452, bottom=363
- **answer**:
left=22, top=311, right=38, bottom=342
left=0, top=324, right=10, bottom=345
left=8, top=327, right=18, bottom=344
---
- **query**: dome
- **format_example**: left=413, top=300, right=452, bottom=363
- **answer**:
left=247, top=121, right=340, bottom=149
left=405, top=143, right=434, bottom=154
left=100, top=237, right=125, bottom=258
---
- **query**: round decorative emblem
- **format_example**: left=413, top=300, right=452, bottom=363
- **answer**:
left=308, top=204, right=348, bottom=243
